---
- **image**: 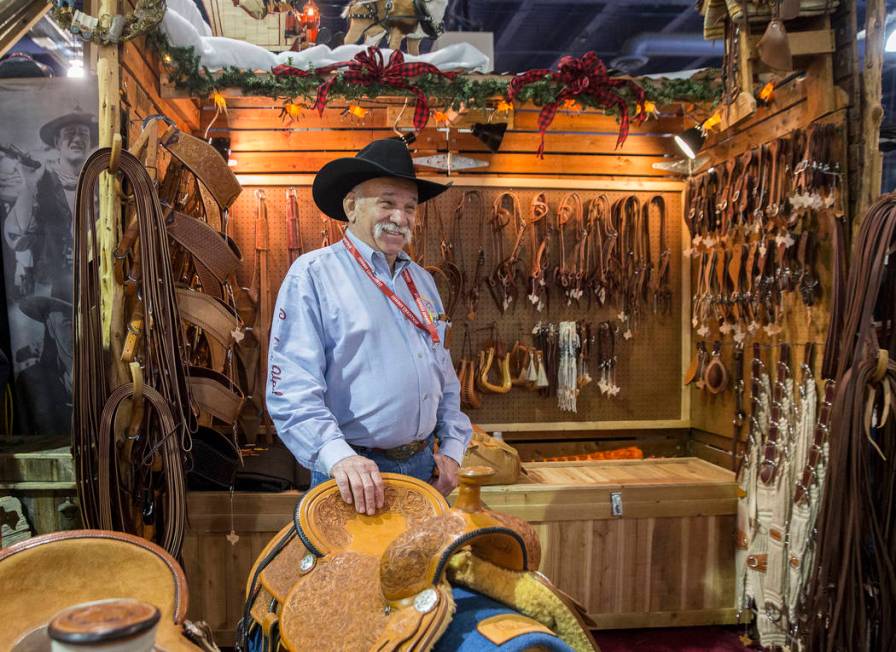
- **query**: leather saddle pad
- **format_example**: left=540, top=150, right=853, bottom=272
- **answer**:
left=0, top=530, right=202, bottom=651
left=243, top=469, right=600, bottom=652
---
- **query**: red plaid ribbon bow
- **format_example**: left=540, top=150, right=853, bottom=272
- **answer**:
left=507, top=51, right=647, bottom=158
left=301, top=47, right=456, bottom=130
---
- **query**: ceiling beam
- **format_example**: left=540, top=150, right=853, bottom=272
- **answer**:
left=0, top=0, right=50, bottom=59
left=495, top=0, right=539, bottom=52
left=659, top=7, right=698, bottom=34
left=548, top=0, right=624, bottom=67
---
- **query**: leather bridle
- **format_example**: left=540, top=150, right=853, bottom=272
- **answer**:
left=74, top=149, right=192, bottom=558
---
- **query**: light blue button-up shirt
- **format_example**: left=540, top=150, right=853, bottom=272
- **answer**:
left=267, top=229, right=472, bottom=474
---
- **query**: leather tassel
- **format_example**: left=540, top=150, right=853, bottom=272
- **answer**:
left=536, top=351, right=549, bottom=388
left=527, top=355, right=538, bottom=383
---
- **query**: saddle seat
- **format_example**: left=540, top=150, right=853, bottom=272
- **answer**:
left=241, top=467, right=598, bottom=651
left=0, top=530, right=207, bottom=651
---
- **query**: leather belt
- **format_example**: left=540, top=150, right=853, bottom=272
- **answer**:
left=354, top=436, right=433, bottom=461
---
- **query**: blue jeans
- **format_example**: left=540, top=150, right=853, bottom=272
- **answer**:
left=309, top=438, right=436, bottom=489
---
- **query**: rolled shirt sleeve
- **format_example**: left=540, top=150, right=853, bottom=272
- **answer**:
left=266, top=270, right=354, bottom=474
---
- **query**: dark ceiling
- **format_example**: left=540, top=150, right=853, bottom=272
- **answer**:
left=4, top=1, right=891, bottom=103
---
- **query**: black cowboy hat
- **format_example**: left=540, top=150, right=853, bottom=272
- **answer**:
left=19, top=295, right=72, bottom=323
left=312, top=138, right=449, bottom=221
left=39, top=110, right=98, bottom=149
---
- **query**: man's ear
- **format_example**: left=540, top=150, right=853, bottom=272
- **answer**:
left=343, top=191, right=357, bottom=223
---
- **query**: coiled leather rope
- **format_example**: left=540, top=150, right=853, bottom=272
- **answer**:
left=803, top=193, right=896, bottom=651
left=74, top=148, right=193, bottom=558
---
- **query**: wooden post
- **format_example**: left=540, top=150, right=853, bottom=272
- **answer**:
left=95, top=0, right=126, bottom=384
left=859, top=0, right=885, bottom=220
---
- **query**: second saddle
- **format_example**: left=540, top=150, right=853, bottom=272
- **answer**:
left=240, top=466, right=599, bottom=651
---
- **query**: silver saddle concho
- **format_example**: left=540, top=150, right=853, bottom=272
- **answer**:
left=239, top=466, right=599, bottom=651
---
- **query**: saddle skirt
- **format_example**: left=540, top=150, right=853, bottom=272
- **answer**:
left=240, top=467, right=599, bottom=651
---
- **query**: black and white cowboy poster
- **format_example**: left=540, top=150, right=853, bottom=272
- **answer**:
left=0, top=78, right=98, bottom=436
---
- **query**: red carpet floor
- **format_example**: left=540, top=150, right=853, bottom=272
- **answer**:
left=593, top=626, right=750, bottom=652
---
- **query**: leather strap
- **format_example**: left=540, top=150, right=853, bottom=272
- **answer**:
left=286, top=187, right=304, bottom=265
left=74, top=148, right=192, bottom=558
left=165, top=208, right=242, bottom=284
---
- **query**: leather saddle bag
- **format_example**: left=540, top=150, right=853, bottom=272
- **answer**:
left=462, top=426, right=521, bottom=485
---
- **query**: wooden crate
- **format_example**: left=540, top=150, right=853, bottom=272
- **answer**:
left=483, top=457, right=737, bottom=629
left=183, top=457, right=735, bottom=643
left=0, top=437, right=81, bottom=537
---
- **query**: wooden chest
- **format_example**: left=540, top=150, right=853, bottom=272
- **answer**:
left=183, top=457, right=736, bottom=643
left=481, top=458, right=737, bottom=629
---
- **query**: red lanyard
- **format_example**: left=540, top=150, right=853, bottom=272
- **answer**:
left=342, top=237, right=440, bottom=345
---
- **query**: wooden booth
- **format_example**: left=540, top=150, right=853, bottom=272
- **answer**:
left=1, top=0, right=866, bottom=649
left=159, top=25, right=848, bottom=643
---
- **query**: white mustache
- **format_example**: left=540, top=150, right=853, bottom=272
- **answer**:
left=374, top=222, right=413, bottom=244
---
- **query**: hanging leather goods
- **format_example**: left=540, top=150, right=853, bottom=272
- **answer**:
left=458, top=325, right=481, bottom=409
left=758, top=8, right=793, bottom=72
left=488, top=192, right=524, bottom=314
left=683, top=340, right=704, bottom=386
left=460, top=190, right=486, bottom=320
left=577, top=322, right=593, bottom=388
left=556, top=193, right=583, bottom=306
left=535, top=350, right=549, bottom=390
left=704, top=341, right=730, bottom=395
left=645, top=195, right=672, bottom=315
left=586, top=195, right=612, bottom=306
left=252, top=189, right=274, bottom=444
left=510, top=340, right=533, bottom=388
left=557, top=321, right=580, bottom=413
left=286, top=187, right=304, bottom=265
left=423, top=202, right=464, bottom=321
left=596, top=321, right=619, bottom=397
left=526, top=193, right=550, bottom=313
left=75, top=149, right=192, bottom=558
left=476, top=325, right=512, bottom=394
left=695, top=341, right=709, bottom=391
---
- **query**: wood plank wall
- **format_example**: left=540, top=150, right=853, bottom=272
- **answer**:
left=687, top=49, right=848, bottom=469
left=199, top=97, right=684, bottom=181
left=117, top=0, right=200, bottom=142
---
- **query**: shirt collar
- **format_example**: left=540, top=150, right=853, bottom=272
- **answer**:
left=344, top=228, right=412, bottom=269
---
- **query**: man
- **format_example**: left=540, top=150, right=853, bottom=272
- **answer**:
left=267, top=138, right=472, bottom=515
left=0, top=143, right=39, bottom=299
left=33, top=110, right=97, bottom=299
left=16, top=294, right=73, bottom=436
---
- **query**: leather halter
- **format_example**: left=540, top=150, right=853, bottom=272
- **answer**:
left=424, top=201, right=463, bottom=320
left=459, top=190, right=486, bottom=320
left=526, top=192, right=551, bottom=312
left=556, top=193, right=585, bottom=307
left=488, top=192, right=524, bottom=314
left=644, top=195, right=672, bottom=314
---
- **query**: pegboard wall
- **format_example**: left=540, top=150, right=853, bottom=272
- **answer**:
left=228, top=182, right=686, bottom=429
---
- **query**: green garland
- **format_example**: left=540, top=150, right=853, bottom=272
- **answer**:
left=149, top=30, right=720, bottom=113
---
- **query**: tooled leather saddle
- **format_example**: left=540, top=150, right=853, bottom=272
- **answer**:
left=239, top=467, right=599, bottom=651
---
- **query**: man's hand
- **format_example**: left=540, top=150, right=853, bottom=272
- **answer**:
left=430, top=453, right=460, bottom=496
left=330, top=455, right=385, bottom=515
